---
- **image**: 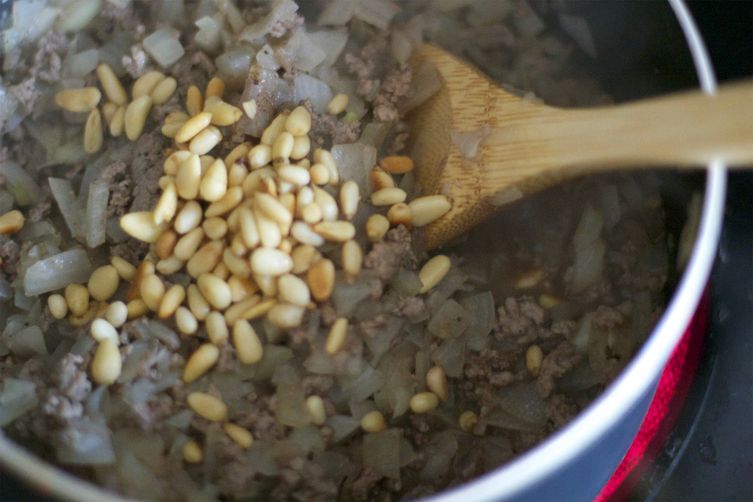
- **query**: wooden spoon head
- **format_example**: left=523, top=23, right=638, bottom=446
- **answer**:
left=407, top=44, right=545, bottom=250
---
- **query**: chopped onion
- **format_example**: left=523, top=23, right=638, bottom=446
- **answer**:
left=289, top=30, right=327, bottom=72
left=56, top=0, right=103, bottom=33
left=343, top=364, right=384, bottom=401
left=330, top=143, right=377, bottom=192
left=143, top=27, right=185, bottom=69
left=8, top=325, right=46, bottom=358
left=0, top=161, right=40, bottom=207
left=240, top=0, right=299, bottom=42
left=275, top=382, right=311, bottom=428
left=332, top=278, right=373, bottom=317
left=63, top=48, right=100, bottom=79
left=307, top=29, right=348, bottom=68
left=354, top=0, right=400, bottom=30
left=363, top=428, right=401, bottom=480
left=86, top=180, right=109, bottom=248
left=362, top=316, right=402, bottom=363
left=55, top=418, right=115, bottom=466
left=325, top=415, right=360, bottom=442
left=317, top=0, right=356, bottom=27
left=23, top=248, right=93, bottom=296
left=0, top=189, right=14, bottom=214
left=293, top=74, right=333, bottom=114
left=419, top=431, right=458, bottom=480
left=194, top=16, right=222, bottom=54
left=399, top=60, right=442, bottom=114
left=569, top=205, right=605, bottom=293
left=49, top=177, right=85, bottom=241
left=216, top=48, right=255, bottom=88
left=558, top=14, right=597, bottom=58
left=359, top=122, right=392, bottom=149
left=460, top=291, right=496, bottom=337
left=0, top=378, right=38, bottom=426
left=431, top=337, right=465, bottom=377
left=451, top=126, right=490, bottom=159
left=427, top=299, right=469, bottom=339
left=495, top=382, right=548, bottom=427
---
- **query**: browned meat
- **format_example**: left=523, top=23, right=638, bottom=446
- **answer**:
left=536, top=341, right=581, bottom=398
left=363, top=225, right=415, bottom=281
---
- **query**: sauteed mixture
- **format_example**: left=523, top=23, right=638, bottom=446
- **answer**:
left=0, top=1, right=670, bottom=500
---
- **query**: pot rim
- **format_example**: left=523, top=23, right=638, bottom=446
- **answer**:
left=0, top=1, right=727, bottom=501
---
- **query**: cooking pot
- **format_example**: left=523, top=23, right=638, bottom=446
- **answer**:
left=0, top=0, right=726, bottom=500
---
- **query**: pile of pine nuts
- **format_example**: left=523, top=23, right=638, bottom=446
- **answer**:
left=46, top=73, right=461, bottom=459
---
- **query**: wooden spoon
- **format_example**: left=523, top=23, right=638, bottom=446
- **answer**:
left=408, top=44, right=753, bottom=250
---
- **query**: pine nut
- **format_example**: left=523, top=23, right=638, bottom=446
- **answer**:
left=268, top=303, right=305, bottom=329
left=140, top=274, right=165, bottom=311
left=305, top=395, right=327, bottom=425
left=261, top=113, right=287, bottom=145
left=387, top=203, right=412, bottom=227
left=212, top=261, right=230, bottom=280
left=65, top=284, right=90, bottom=317
left=83, top=108, right=103, bottom=154
left=275, top=274, right=309, bottom=307
left=233, top=319, right=263, bottom=364
left=366, top=214, right=390, bottom=242
left=205, top=76, right=225, bottom=99
left=96, top=63, right=127, bottom=105
left=124, top=95, right=153, bottom=141
left=120, top=212, right=164, bottom=242
left=187, top=392, right=227, bottom=422
left=161, top=119, right=184, bottom=138
left=189, top=125, right=222, bottom=155
left=291, top=221, right=325, bottom=247
left=90, top=318, right=118, bottom=342
left=239, top=297, right=274, bottom=323
left=408, top=195, right=452, bottom=227
left=228, top=275, right=256, bottom=302
left=47, top=294, right=68, bottom=320
left=250, top=248, right=293, bottom=276
left=164, top=150, right=192, bottom=176
left=339, top=181, right=360, bottom=220
left=153, top=230, right=177, bottom=260
left=325, top=318, right=348, bottom=354
left=159, top=284, right=186, bottom=318
left=314, top=221, right=355, bottom=242
left=309, top=163, right=330, bottom=186
left=290, top=135, right=310, bottom=160
left=203, top=217, right=228, bottom=241
left=133, top=71, right=166, bottom=99
left=419, top=255, right=451, bottom=293
left=222, top=251, right=249, bottom=280
left=539, top=294, right=561, bottom=309
left=342, top=240, right=362, bottom=283
left=203, top=96, right=242, bottom=126
left=313, top=149, right=339, bottom=185
left=278, top=165, right=310, bottom=187
left=205, top=186, right=243, bottom=218
left=327, top=93, right=349, bottom=115
left=313, top=187, right=338, bottom=221
left=291, top=245, right=319, bottom=274
left=379, top=155, right=414, bottom=174
left=173, top=227, right=203, bottom=261
left=225, top=142, right=251, bottom=168
left=156, top=255, right=185, bottom=275
left=175, top=306, right=199, bottom=334
left=196, top=158, right=227, bottom=203
left=516, top=268, right=544, bottom=290
left=197, top=273, right=232, bottom=310
left=126, top=261, right=154, bottom=302
left=360, top=410, right=386, bottom=433
left=230, top=233, right=248, bottom=256
left=101, top=101, right=117, bottom=123
left=248, top=144, right=271, bottom=169
left=109, top=105, right=126, bottom=137
left=182, top=440, right=203, bottom=463
left=0, top=210, right=25, bottom=235
left=254, top=274, right=278, bottom=298
left=176, top=112, right=211, bottom=143
left=255, top=210, right=282, bottom=248
left=228, top=163, right=248, bottom=187
left=223, top=423, right=253, bottom=449
left=371, top=187, right=406, bottom=206
left=91, top=339, right=121, bottom=385
left=223, top=295, right=261, bottom=325
left=69, top=303, right=100, bottom=328
left=526, top=345, right=544, bottom=376
left=55, top=87, right=101, bottom=112
left=204, top=311, right=228, bottom=345
left=186, top=85, right=203, bottom=116
left=409, top=392, right=439, bottom=414
left=242, top=99, right=257, bottom=119
left=183, top=343, right=219, bottom=383
left=187, top=240, right=224, bottom=277
left=271, top=131, right=294, bottom=163
left=285, top=105, right=311, bottom=135
left=301, top=203, right=323, bottom=225
left=296, top=187, right=314, bottom=216
left=426, top=366, right=449, bottom=401
left=151, top=77, right=177, bottom=105
left=187, top=284, right=210, bottom=321
left=127, top=299, right=149, bottom=319
left=255, top=193, right=293, bottom=232
left=370, top=167, right=395, bottom=190
left=174, top=200, right=203, bottom=234
left=307, top=258, right=335, bottom=302
left=88, top=265, right=120, bottom=302
left=242, top=168, right=273, bottom=196
left=110, top=256, right=135, bottom=281
left=105, top=301, right=128, bottom=328
left=153, top=182, right=178, bottom=225
left=458, top=411, right=478, bottom=433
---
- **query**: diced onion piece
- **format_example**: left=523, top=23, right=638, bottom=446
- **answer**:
left=143, top=27, right=185, bottom=69
left=85, top=180, right=109, bottom=248
left=23, top=248, right=93, bottom=296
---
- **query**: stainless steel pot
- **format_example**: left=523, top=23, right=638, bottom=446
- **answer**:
left=0, top=1, right=726, bottom=500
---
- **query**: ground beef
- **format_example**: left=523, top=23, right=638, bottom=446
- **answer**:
left=344, top=34, right=390, bottom=99
left=128, top=130, right=167, bottom=212
left=308, top=107, right=361, bottom=146
left=536, top=341, right=581, bottom=398
left=363, top=225, right=415, bottom=281
left=42, top=354, right=91, bottom=426
left=26, top=185, right=53, bottom=223
left=269, top=13, right=304, bottom=38
left=0, top=238, right=20, bottom=278
left=31, top=31, right=67, bottom=83
left=372, top=66, right=412, bottom=122
left=397, top=295, right=425, bottom=319
left=122, top=44, right=149, bottom=79
left=546, top=394, right=579, bottom=429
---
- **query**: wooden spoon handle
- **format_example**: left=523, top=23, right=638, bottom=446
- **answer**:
left=536, top=81, right=753, bottom=170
